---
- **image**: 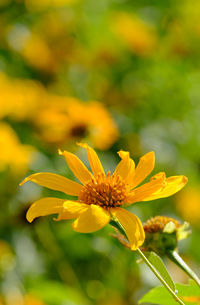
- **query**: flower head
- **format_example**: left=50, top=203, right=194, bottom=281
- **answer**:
left=176, top=186, right=200, bottom=227
left=36, top=98, right=118, bottom=150
left=0, top=122, right=34, bottom=175
left=20, top=144, right=187, bottom=250
left=142, top=216, right=190, bottom=255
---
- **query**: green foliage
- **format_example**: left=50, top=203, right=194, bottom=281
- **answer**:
left=139, top=280, right=200, bottom=305
left=144, top=251, right=176, bottom=292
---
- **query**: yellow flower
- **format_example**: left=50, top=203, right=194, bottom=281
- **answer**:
left=0, top=73, right=44, bottom=121
left=111, top=12, right=157, bottom=56
left=176, top=186, right=200, bottom=226
left=36, top=97, right=118, bottom=150
left=25, top=0, right=76, bottom=11
left=0, top=122, right=34, bottom=175
left=20, top=144, right=187, bottom=250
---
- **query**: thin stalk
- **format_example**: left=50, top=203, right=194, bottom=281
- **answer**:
left=167, top=250, right=200, bottom=288
left=137, top=248, right=185, bottom=305
left=110, top=220, right=186, bottom=305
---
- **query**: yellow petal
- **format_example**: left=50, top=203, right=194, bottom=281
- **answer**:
left=126, top=175, right=165, bottom=205
left=72, top=204, right=110, bottom=233
left=26, top=197, right=65, bottom=223
left=111, top=208, right=145, bottom=250
left=130, top=151, right=155, bottom=189
left=57, top=200, right=88, bottom=220
left=60, top=150, right=93, bottom=185
left=113, top=150, right=131, bottom=180
left=20, top=172, right=83, bottom=196
left=77, top=143, right=105, bottom=177
left=143, top=175, right=188, bottom=201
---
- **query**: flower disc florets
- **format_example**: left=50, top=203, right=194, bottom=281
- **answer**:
left=143, top=216, right=180, bottom=233
left=78, top=172, right=128, bottom=208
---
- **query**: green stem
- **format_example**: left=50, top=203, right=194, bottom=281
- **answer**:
left=110, top=220, right=186, bottom=305
left=137, top=248, right=185, bottom=305
left=167, top=250, right=200, bottom=288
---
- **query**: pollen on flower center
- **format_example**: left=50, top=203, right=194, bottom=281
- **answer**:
left=78, top=172, right=128, bottom=208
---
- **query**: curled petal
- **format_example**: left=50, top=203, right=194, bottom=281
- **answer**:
left=143, top=175, right=188, bottom=201
left=72, top=204, right=110, bottom=233
left=111, top=208, right=145, bottom=250
left=20, top=172, right=83, bottom=196
left=59, top=150, right=93, bottom=185
left=77, top=143, right=105, bottom=177
left=130, top=151, right=155, bottom=189
left=26, top=197, right=65, bottom=223
left=113, top=151, right=131, bottom=180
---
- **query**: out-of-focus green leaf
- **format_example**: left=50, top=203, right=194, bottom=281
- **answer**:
left=145, top=251, right=176, bottom=292
left=139, top=280, right=200, bottom=305
left=28, top=280, right=90, bottom=305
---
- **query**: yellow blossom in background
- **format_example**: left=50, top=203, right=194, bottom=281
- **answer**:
left=20, top=143, right=187, bottom=250
left=3, top=294, right=46, bottom=305
left=21, top=34, right=56, bottom=73
left=25, top=0, right=76, bottom=11
left=0, top=240, right=14, bottom=274
left=24, top=295, right=46, bottom=305
left=111, top=12, right=157, bottom=56
left=176, top=186, right=200, bottom=226
left=36, top=96, right=119, bottom=150
left=0, top=72, right=118, bottom=150
left=0, top=73, right=44, bottom=121
left=11, top=12, right=78, bottom=74
left=0, top=123, right=35, bottom=175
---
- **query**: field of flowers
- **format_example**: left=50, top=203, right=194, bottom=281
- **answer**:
left=1, top=0, right=200, bottom=304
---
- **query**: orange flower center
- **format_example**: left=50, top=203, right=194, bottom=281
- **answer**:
left=143, top=216, right=180, bottom=233
left=78, top=172, right=128, bottom=208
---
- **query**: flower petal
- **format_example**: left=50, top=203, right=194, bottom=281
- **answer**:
left=77, top=143, right=105, bottom=177
left=126, top=174, right=165, bottom=205
left=113, top=151, right=131, bottom=180
left=143, top=175, right=188, bottom=201
left=72, top=204, right=110, bottom=233
left=26, top=197, right=65, bottom=223
left=130, top=151, right=155, bottom=189
left=111, top=208, right=145, bottom=250
left=57, top=200, right=88, bottom=220
left=59, top=150, right=93, bottom=185
left=20, top=172, right=83, bottom=196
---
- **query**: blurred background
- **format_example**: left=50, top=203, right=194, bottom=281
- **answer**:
left=0, top=0, right=200, bottom=304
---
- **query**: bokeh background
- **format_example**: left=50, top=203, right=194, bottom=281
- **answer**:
left=0, top=0, right=200, bottom=304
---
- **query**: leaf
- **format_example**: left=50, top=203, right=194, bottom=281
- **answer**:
left=145, top=251, right=176, bottom=292
left=139, top=280, right=200, bottom=305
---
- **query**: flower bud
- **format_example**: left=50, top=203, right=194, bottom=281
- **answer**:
left=142, top=216, right=190, bottom=256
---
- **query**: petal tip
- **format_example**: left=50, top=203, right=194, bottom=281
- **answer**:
left=19, top=177, right=28, bottom=186
left=58, top=149, right=63, bottom=155
left=26, top=211, right=33, bottom=223
left=183, top=175, right=188, bottom=184
left=76, top=142, right=87, bottom=148
left=117, top=150, right=129, bottom=159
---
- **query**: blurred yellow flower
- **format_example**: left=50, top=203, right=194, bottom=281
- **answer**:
left=25, top=0, right=76, bottom=11
left=5, top=294, right=46, bottom=305
left=0, top=73, right=44, bottom=121
left=36, top=96, right=119, bottom=150
left=20, top=143, right=187, bottom=250
left=111, top=12, right=157, bottom=56
left=14, top=12, right=77, bottom=73
left=0, top=240, right=14, bottom=273
left=176, top=186, right=200, bottom=226
left=21, top=34, right=56, bottom=73
left=0, top=123, right=34, bottom=175
left=24, top=295, right=46, bottom=305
